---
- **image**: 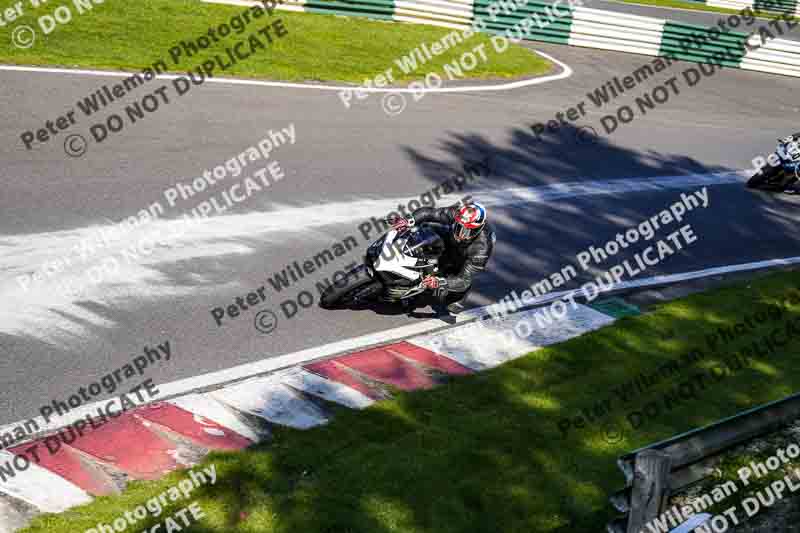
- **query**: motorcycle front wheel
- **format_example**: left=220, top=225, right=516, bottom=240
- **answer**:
left=319, top=265, right=382, bottom=309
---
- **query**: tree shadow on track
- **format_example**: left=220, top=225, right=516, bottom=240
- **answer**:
left=404, top=122, right=724, bottom=187
left=400, top=122, right=800, bottom=310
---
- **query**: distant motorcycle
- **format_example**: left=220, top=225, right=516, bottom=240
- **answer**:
left=747, top=134, right=800, bottom=191
left=319, top=223, right=446, bottom=310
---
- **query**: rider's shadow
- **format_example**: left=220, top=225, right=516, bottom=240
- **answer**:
left=404, top=293, right=461, bottom=324
left=345, top=294, right=460, bottom=324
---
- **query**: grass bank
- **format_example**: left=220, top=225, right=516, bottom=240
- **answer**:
left=22, top=270, right=800, bottom=532
left=0, top=0, right=551, bottom=83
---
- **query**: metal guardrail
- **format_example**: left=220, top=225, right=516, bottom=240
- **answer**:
left=607, top=391, right=800, bottom=533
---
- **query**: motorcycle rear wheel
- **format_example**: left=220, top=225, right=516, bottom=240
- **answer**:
left=747, top=165, right=785, bottom=190
left=319, top=265, right=382, bottom=309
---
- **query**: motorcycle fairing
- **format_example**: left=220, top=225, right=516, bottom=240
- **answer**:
left=373, top=229, right=423, bottom=281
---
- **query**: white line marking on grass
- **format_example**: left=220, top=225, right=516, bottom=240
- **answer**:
left=0, top=49, right=571, bottom=93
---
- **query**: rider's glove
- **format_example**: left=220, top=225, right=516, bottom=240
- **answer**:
left=390, top=215, right=414, bottom=231
left=422, top=275, right=446, bottom=290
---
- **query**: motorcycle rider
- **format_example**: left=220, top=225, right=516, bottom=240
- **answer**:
left=781, top=133, right=800, bottom=193
left=750, top=132, right=800, bottom=193
left=390, top=200, right=495, bottom=314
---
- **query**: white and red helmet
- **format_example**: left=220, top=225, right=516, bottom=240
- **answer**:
left=453, top=202, right=487, bottom=242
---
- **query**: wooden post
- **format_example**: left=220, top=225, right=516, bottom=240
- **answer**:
left=626, top=449, right=671, bottom=533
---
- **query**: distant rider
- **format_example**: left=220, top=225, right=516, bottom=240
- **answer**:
left=390, top=200, right=495, bottom=314
left=781, top=133, right=800, bottom=193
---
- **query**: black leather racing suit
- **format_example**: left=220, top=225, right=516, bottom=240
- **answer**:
left=410, top=204, right=495, bottom=301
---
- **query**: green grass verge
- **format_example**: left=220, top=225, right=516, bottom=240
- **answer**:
left=610, top=0, right=796, bottom=21
left=693, top=448, right=796, bottom=516
left=21, top=270, right=800, bottom=533
left=0, top=0, right=551, bottom=83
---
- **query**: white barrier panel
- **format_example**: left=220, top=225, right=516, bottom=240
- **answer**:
left=202, top=0, right=800, bottom=78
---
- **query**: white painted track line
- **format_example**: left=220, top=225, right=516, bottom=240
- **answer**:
left=474, top=255, right=800, bottom=317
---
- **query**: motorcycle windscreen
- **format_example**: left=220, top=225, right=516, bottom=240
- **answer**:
left=404, top=227, right=445, bottom=259
left=373, top=229, right=423, bottom=281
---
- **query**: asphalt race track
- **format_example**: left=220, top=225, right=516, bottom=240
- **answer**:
left=1, top=40, right=799, bottom=426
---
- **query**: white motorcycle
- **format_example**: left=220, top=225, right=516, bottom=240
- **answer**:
left=747, top=134, right=800, bottom=191
left=319, top=223, right=446, bottom=309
